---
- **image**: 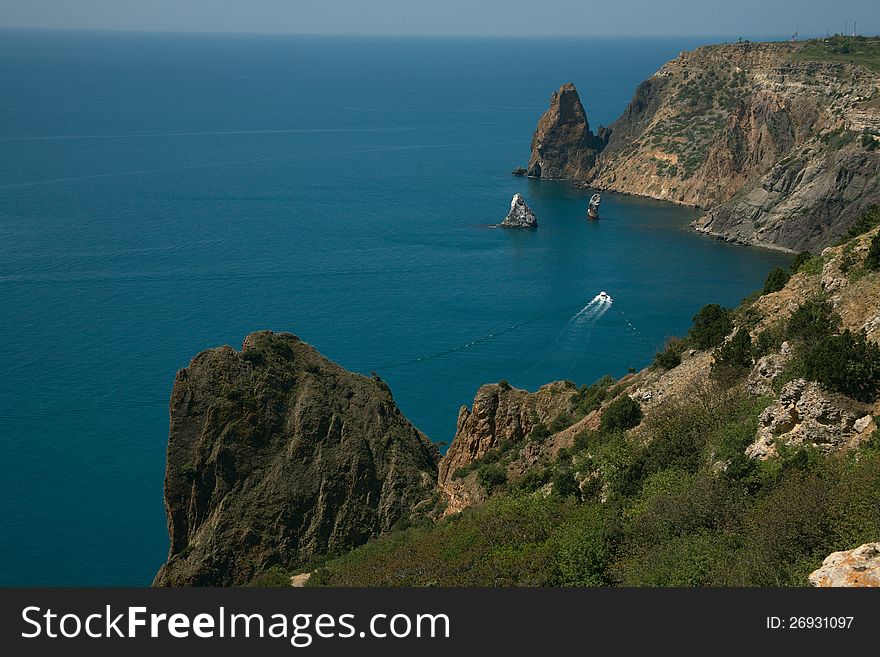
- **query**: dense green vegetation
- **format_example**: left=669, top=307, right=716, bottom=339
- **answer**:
left=309, top=384, right=880, bottom=586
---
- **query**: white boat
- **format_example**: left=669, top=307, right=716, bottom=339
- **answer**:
left=598, top=291, right=612, bottom=302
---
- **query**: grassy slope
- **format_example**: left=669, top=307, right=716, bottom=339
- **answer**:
left=793, top=36, right=880, bottom=73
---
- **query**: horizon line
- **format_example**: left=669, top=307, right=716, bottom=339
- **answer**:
left=0, top=25, right=849, bottom=40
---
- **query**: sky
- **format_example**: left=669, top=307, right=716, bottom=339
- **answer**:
left=0, top=0, right=878, bottom=38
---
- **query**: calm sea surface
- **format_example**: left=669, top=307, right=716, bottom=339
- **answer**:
left=0, top=31, right=791, bottom=585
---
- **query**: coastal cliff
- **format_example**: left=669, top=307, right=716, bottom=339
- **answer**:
left=156, top=223, right=880, bottom=585
left=528, top=38, right=880, bottom=252
left=153, top=331, right=438, bottom=586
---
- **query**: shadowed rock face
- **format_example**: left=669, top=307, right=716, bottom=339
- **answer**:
left=527, top=83, right=604, bottom=180
left=153, top=331, right=439, bottom=586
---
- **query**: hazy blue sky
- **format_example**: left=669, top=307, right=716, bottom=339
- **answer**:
left=1, top=0, right=878, bottom=37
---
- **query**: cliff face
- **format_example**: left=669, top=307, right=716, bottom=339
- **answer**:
left=153, top=331, right=439, bottom=586
left=527, top=83, right=605, bottom=179
left=531, top=40, right=880, bottom=251
left=437, top=381, right=584, bottom=514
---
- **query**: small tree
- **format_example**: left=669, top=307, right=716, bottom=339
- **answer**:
left=711, top=329, right=754, bottom=382
left=865, top=233, right=880, bottom=271
left=552, top=468, right=580, bottom=499
left=762, top=267, right=790, bottom=295
left=789, top=251, right=813, bottom=274
left=787, top=298, right=838, bottom=348
left=803, top=329, right=880, bottom=402
left=689, top=304, right=733, bottom=350
left=600, top=396, right=643, bottom=432
left=476, top=463, right=508, bottom=493
left=654, top=336, right=687, bottom=370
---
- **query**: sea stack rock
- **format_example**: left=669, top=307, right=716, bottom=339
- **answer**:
left=527, top=82, right=604, bottom=180
left=500, top=193, right=538, bottom=228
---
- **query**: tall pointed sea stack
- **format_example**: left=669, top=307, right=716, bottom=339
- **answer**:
left=527, top=82, right=605, bottom=179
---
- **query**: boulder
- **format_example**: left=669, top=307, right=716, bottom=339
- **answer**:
left=746, top=378, right=874, bottom=459
left=809, top=543, right=880, bottom=587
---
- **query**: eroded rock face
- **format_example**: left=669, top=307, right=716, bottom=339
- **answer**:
left=153, top=331, right=439, bottom=586
left=527, top=83, right=604, bottom=180
left=500, top=193, right=538, bottom=228
left=809, top=543, right=880, bottom=587
left=746, top=378, right=874, bottom=459
left=437, top=381, right=578, bottom=512
left=746, top=341, right=792, bottom=396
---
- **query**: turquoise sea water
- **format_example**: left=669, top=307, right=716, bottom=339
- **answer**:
left=0, top=31, right=791, bottom=585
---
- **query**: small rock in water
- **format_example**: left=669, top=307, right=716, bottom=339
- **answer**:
left=511, top=166, right=528, bottom=176
left=500, top=193, right=538, bottom=228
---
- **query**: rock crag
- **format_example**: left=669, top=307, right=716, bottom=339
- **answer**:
left=499, top=193, right=538, bottom=228
left=809, top=542, right=880, bottom=587
left=527, top=83, right=605, bottom=180
left=153, top=331, right=439, bottom=586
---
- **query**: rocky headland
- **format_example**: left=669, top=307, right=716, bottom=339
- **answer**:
left=524, top=38, right=880, bottom=252
left=153, top=331, right=439, bottom=586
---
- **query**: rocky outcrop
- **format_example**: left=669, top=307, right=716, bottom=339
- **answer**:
left=746, top=378, right=874, bottom=460
left=527, top=83, right=604, bottom=180
left=746, top=341, right=792, bottom=396
left=809, top=543, right=880, bottom=587
left=437, top=381, right=579, bottom=513
left=499, top=193, right=538, bottom=228
left=153, top=331, right=439, bottom=586
left=527, top=40, right=880, bottom=251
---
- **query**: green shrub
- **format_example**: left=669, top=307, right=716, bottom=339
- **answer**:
left=865, top=233, right=880, bottom=271
left=762, top=267, right=790, bottom=294
left=789, top=251, right=813, bottom=274
left=711, top=329, right=753, bottom=382
left=847, top=204, right=880, bottom=238
left=552, top=469, right=579, bottom=498
left=754, top=321, right=786, bottom=357
left=248, top=566, right=291, bottom=587
left=576, top=375, right=615, bottom=415
left=476, top=463, right=508, bottom=493
left=688, top=304, right=733, bottom=350
left=498, top=379, right=512, bottom=390
left=787, top=298, right=838, bottom=348
left=803, top=329, right=880, bottom=402
left=549, top=413, right=573, bottom=433
left=654, top=337, right=687, bottom=370
left=516, top=467, right=549, bottom=492
left=600, top=396, right=643, bottom=432
left=527, top=420, right=551, bottom=442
